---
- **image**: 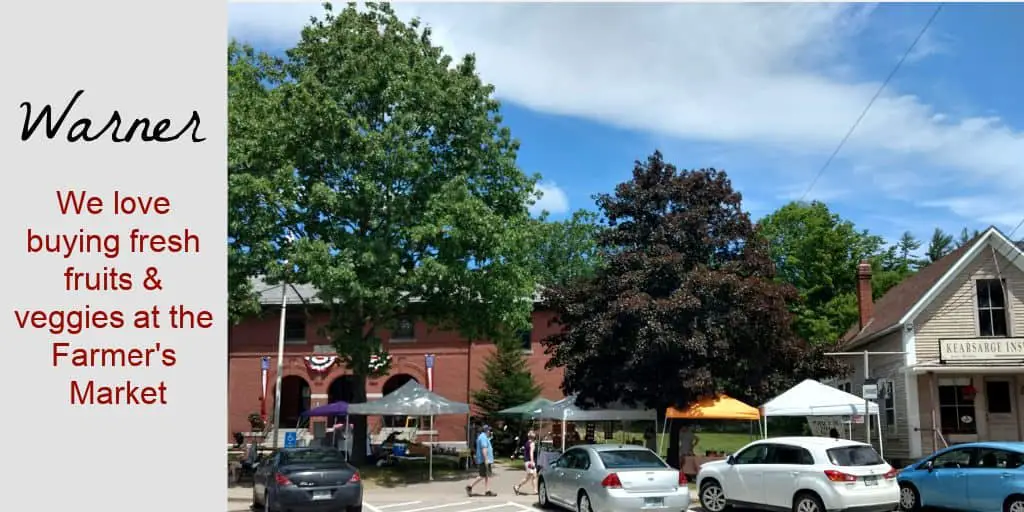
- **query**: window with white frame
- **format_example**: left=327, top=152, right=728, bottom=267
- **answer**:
left=882, top=379, right=896, bottom=435
left=977, top=279, right=1009, bottom=337
left=938, top=377, right=977, bottom=435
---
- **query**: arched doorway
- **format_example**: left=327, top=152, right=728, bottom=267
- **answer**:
left=329, top=375, right=356, bottom=404
left=381, top=374, right=418, bottom=427
left=326, top=375, right=356, bottom=428
left=278, top=375, right=310, bottom=427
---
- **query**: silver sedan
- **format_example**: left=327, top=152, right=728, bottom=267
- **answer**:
left=538, top=444, right=691, bottom=512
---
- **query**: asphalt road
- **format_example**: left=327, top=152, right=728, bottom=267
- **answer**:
left=361, top=496, right=702, bottom=512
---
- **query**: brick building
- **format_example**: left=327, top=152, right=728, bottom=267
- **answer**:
left=228, top=281, right=565, bottom=443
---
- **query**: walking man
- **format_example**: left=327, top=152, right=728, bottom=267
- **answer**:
left=467, top=424, right=496, bottom=497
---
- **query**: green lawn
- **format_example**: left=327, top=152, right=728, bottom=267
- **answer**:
left=354, top=458, right=472, bottom=488
left=597, top=430, right=755, bottom=458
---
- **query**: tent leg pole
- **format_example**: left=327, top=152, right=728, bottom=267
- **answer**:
left=429, top=415, right=434, bottom=481
left=345, top=414, right=350, bottom=461
left=877, top=413, right=884, bottom=459
left=561, top=419, right=566, bottom=452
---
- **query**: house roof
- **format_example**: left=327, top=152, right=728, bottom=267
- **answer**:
left=248, top=276, right=546, bottom=306
left=838, top=226, right=1024, bottom=349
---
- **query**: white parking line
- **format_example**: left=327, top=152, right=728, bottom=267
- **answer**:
left=377, top=502, right=423, bottom=509
left=399, top=501, right=474, bottom=512
left=458, top=504, right=520, bottom=512
left=362, top=502, right=383, bottom=512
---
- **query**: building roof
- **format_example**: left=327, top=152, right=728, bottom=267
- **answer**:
left=248, top=276, right=546, bottom=306
left=839, top=226, right=1024, bottom=350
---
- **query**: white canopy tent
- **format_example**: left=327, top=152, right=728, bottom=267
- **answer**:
left=760, top=379, right=884, bottom=456
left=538, top=394, right=659, bottom=451
left=346, top=380, right=470, bottom=480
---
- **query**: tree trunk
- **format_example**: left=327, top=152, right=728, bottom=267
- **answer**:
left=349, top=373, right=369, bottom=465
left=667, top=419, right=680, bottom=469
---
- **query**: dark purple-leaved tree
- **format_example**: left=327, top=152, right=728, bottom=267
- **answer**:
left=541, top=151, right=843, bottom=465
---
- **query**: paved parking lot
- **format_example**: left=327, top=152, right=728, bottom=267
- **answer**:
left=363, top=499, right=537, bottom=512
left=362, top=497, right=702, bottom=511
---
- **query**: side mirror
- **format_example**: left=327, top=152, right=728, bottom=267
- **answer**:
left=726, top=455, right=735, bottom=465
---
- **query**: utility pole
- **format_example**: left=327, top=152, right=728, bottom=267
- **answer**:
left=824, top=350, right=906, bottom=449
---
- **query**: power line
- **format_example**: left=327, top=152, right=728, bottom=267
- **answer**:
left=799, top=5, right=944, bottom=202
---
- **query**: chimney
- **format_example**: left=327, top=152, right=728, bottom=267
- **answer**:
left=856, top=260, right=873, bottom=330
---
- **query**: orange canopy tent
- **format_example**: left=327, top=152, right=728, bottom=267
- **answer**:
left=665, top=395, right=760, bottom=421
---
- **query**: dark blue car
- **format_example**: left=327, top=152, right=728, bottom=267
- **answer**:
left=897, top=441, right=1024, bottom=511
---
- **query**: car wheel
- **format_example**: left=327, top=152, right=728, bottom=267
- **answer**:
left=538, top=480, right=550, bottom=509
left=1004, top=494, right=1024, bottom=512
left=700, top=480, right=729, bottom=512
left=577, top=491, right=593, bottom=512
left=347, top=507, right=362, bottom=512
left=899, top=483, right=921, bottom=511
left=793, top=492, right=825, bottom=512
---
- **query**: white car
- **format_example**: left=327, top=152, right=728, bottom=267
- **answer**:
left=696, top=437, right=899, bottom=512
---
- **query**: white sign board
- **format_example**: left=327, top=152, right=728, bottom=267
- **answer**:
left=862, top=383, right=878, bottom=400
left=807, top=416, right=847, bottom=437
left=940, top=338, right=1024, bottom=361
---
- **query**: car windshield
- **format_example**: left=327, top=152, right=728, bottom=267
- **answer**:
left=827, top=445, right=884, bottom=466
left=280, top=450, right=348, bottom=465
left=598, top=449, right=668, bottom=469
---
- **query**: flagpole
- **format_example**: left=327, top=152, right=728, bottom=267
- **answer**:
left=270, top=282, right=288, bottom=450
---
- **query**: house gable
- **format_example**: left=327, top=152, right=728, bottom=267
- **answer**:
left=910, top=238, right=1024, bottom=366
left=840, top=227, right=1024, bottom=351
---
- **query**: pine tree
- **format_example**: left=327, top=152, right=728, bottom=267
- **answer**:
left=473, top=333, right=542, bottom=419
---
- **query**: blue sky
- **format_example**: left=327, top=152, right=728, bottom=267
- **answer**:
left=229, top=3, right=1024, bottom=247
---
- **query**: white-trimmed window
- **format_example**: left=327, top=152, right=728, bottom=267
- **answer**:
left=977, top=279, right=1009, bottom=337
left=882, top=379, right=897, bottom=436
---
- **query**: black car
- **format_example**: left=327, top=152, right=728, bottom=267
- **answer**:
left=253, top=448, right=362, bottom=512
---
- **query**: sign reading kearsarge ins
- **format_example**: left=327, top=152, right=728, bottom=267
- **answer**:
left=940, top=338, right=1024, bottom=361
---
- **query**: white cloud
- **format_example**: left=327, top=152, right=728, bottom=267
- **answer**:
left=920, top=197, right=1024, bottom=232
left=229, top=4, right=1024, bottom=224
left=530, top=181, right=570, bottom=216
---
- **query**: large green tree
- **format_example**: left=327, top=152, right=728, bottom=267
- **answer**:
left=531, top=209, right=604, bottom=287
left=757, top=201, right=886, bottom=345
left=542, top=152, right=843, bottom=467
left=229, top=3, right=540, bottom=462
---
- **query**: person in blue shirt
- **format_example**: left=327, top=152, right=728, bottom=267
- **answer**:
left=466, top=424, right=496, bottom=496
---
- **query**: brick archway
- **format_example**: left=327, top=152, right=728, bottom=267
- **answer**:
left=276, top=375, right=310, bottom=427
left=390, top=357, right=427, bottom=384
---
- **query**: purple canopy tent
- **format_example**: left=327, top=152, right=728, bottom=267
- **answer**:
left=300, top=401, right=351, bottom=455
left=301, top=401, right=349, bottom=417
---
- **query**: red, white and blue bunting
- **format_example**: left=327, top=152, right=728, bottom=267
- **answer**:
left=368, top=353, right=391, bottom=373
left=304, top=355, right=337, bottom=373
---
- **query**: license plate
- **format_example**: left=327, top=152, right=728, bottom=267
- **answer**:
left=312, top=490, right=332, bottom=500
left=863, top=476, right=879, bottom=486
left=643, top=497, right=664, bottom=507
